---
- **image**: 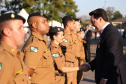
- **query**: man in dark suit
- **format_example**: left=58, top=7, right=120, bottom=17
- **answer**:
left=82, top=8, right=126, bottom=84
left=84, top=24, right=92, bottom=62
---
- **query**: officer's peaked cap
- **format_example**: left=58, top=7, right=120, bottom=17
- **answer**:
left=27, top=12, right=47, bottom=22
left=0, top=13, right=25, bottom=23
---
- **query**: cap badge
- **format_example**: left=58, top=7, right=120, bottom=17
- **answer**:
left=11, top=14, right=15, bottom=18
left=58, top=28, right=60, bottom=31
left=40, top=13, right=43, bottom=16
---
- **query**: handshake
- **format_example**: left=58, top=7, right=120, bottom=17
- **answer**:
left=79, top=63, right=91, bottom=72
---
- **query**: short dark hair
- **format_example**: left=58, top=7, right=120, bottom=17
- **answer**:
left=89, top=8, right=108, bottom=21
left=85, top=24, right=89, bottom=27
left=49, top=26, right=64, bottom=40
left=77, top=28, right=84, bottom=33
left=62, top=15, right=75, bottom=28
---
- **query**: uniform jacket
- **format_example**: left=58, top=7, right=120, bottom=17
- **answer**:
left=22, top=32, right=55, bottom=84
left=89, top=24, right=126, bottom=84
left=0, top=42, right=30, bottom=84
left=85, top=30, right=92, bottom=44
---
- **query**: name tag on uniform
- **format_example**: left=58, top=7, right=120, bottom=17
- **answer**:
left=15, top=69, right=24, bottom=77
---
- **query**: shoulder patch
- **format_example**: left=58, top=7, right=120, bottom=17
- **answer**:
left=52, top=53, right=59, bottom=58
left=30, top=47, right=38, bottom=53
left=63, top=39, right=67, bottom=42
left=0, top=63, right=2, bottom=71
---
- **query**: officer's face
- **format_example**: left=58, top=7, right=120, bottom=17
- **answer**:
left=75, top=22, right=81, bottom=32
left=36, top=17, right=49, bottom=35
left=69, top=20, right=75, bottom=31
left=54, top=31, right=64, bottom=44
left=78, top=31, right=85, bottom=39
left=9, top=20, right=26, bottom=47
left=80, top=31, right=85, bottom=39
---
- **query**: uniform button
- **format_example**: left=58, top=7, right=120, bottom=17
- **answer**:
left=22, top=79, right=24, bottom=82
left=25, top=74, right=27, bottom=76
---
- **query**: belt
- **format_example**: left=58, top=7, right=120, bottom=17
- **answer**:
left=55, top=73, right=65, bottom=76
left=79, top=59, right=85, bottom=61
left=76, top=57, right=80, bottom=60
left=65, top=60, right=74, bottom=63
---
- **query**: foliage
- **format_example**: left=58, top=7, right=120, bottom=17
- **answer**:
left=106, top=7, right=115, bottom=22
left=0, top=0, right=79, bottom=22
left=112, top=11, right=123, bottom=20
left=106, top=7, right=123, bottom=22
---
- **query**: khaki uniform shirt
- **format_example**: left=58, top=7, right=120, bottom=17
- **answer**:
left=22, top=32, right=55, bottom=84
left=49, top=42, right=65, bottom=84
left=50, top=42, right=65, bottom=72
left=72, top=31, right=81, bottom=58
left=60, top=30, right=75, bottom=62
left=0, top=42, right=30, bottom=84
left=78, top=39, right=85, bottom=60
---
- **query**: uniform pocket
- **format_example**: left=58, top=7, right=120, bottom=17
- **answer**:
left=42, top=50, right=53, bottom=68
left=15, top=72, right=28, bottom=84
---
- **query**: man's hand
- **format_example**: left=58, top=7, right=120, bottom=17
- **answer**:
left=79, top=63, right=90, bottom=72
left=100, top=78, right=107, bottom=84
left=83, top=40, right=87, bottom=43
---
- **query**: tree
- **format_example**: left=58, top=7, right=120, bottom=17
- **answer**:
left=32, top=0, right=79, bottom=22
left=106, top=7, right=115, bottom=22
left=112, top=11, right=123, bottom=20
left=0, top=0, right=78, bottom=22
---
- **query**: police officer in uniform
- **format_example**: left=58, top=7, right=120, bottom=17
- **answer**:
left=77, top=28, right=85, bottom=84
left=0, top=13, right=30, bottom=84
left=22, top=12, right=55, bottom=84
left=49, top=27, right=84, bottom=84
left=60, top=16, right=76, bottom=84
left=72, top=18, right=81, bottom=84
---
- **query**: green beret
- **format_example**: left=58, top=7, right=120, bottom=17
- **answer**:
left=27, top=12, right=47, bottom=22
left=0, top=13, right=25, bottom=23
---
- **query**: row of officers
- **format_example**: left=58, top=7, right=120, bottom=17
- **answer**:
left=0, top=12, right=87, bottom=84
left=1, top=8, right=126, bottom=84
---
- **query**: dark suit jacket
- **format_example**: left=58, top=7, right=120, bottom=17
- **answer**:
left=89, top=24, right=126, bottom=84
left=85, top=30, right=92, bottom=44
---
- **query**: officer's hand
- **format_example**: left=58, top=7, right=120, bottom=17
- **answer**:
left=83, top=40, right=87, bottom=43
left=79, top=63, right=90, bottom=72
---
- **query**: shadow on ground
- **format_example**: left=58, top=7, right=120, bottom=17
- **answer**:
left=82, top=78, right=96, bottom=83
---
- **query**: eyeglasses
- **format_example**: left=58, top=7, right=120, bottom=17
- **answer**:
left=91, top=20, right=95, bottom=26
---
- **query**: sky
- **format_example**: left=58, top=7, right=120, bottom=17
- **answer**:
left=73, top=0, right=126, bottom=18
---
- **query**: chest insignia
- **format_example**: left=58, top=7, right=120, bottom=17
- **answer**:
left=52, top=53, right=59, bottom=58
left=0, top=63, right=2, bottom=71
left=30, top=47, right=38, bottom=53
